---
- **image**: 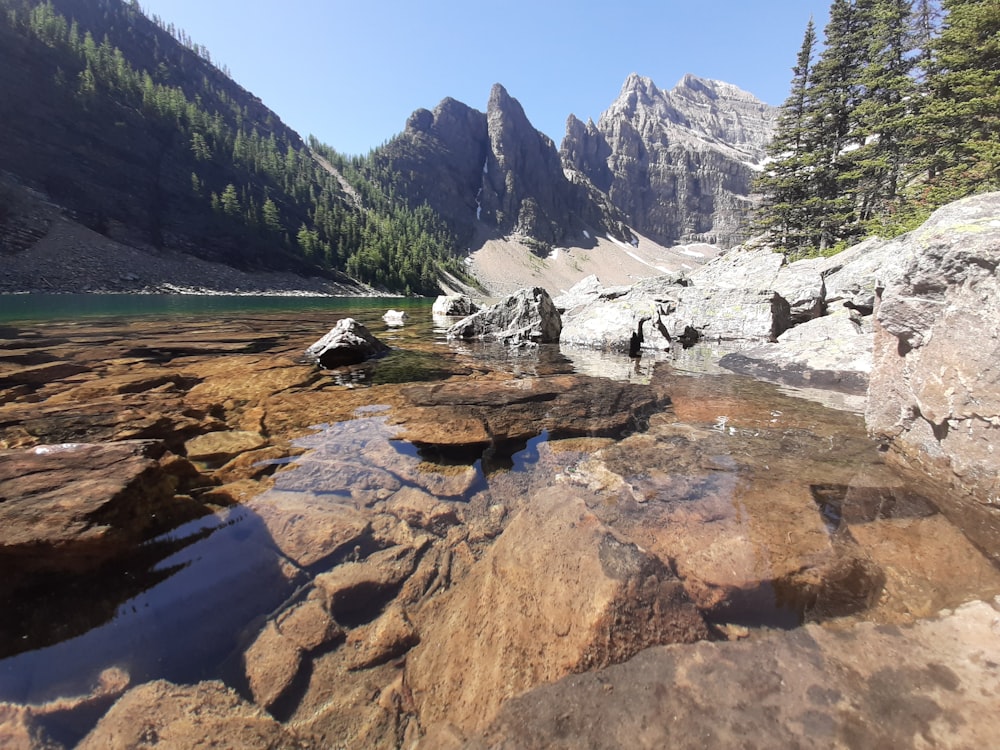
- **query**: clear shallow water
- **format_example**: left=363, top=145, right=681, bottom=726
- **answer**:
left=0, top=292, right=422, bottom=324
left=1, top=294, right=997, bottom=737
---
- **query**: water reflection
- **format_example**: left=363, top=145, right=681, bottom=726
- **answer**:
left=0, top=506, right=298, bottom=704
left=2, top=301, right=999, bottom=744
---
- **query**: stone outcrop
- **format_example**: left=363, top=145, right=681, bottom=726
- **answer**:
left=377, top=85, right=630, bottom=252
left=0, top=440, right=209, bottom=581
left=405, top=492, right=708, bottom=735
left=76, top=680, right=311, bottom=749
left=468, top=598, right=1000, bottom=750
left=305, top=318, right=390, bottom=368
left=560, top=73, right=778, bottom=249
left=866, top=193, right=1000, bottom=558
left=558, top=275, right=685, bottom=353
left=665, top=287, right=791, bottom=343
left=432, top=294, right=480, bottom=317
left=719, top=309, right=873, bottom=395
left=445, top=287, right=561, bottom=345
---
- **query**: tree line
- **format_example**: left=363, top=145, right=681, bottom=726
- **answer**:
left=1, top=0, right=472, bottom=295
left=753, top=0, right=999, bottom=258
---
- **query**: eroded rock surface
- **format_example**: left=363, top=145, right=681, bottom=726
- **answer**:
left=406, top=492, right=708, bottom=735
left=866, top=193, right=1000, bottom=559
left=468, top=598, right=1000, bottom=750
left=77, top=680, right=311, bottom=749
left=446, top=287, right=561, bottom=345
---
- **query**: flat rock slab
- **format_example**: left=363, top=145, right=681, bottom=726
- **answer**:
left=77, top=680, right=311, bottom=749
left=406, top=492, right=708, bottom=735
left=393, top=374, right=666, bottom=450
left=719, top=311, right=873, bottom=394
left=0, top=440, right=200, bottom=575
left=468, top=598, right=1000, bottom=749
left=246, top=490, right=372, bottom=569
left=184, top=430, right=267, bottom=463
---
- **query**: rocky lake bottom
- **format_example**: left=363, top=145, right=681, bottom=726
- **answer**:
left=1, top=297, right=999, bottom=747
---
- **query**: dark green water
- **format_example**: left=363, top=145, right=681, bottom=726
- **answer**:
left=0, top=293, right=428, bottom=323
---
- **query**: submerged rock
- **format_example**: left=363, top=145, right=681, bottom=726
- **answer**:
left=305, top=318, right=390, bottom=368
left=406, top=491, right=708, bottom=736
left=0, top=440, right=208, bottom=581
left=446, top=287, right=561, bottom=345
left=391, top=373, right=666, bottom=460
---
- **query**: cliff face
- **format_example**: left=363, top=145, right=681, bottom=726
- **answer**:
left=376, top=84, right=631, bottom=253
left=561, top=73, right=778, bottom=249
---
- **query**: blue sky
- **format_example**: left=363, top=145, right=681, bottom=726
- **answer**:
left=137, top=0, right=831, bottom=156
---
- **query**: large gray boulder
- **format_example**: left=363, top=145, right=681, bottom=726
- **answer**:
left=432, top=294, right=480, bottom=317
left=305, top=318, right=390, bottom=368
left=822, top=235, right=914, bottom=311
left=663, top=287, right=792, bottom=343
left=719, top=309, right=873, bottom=394
left=446, top=287, right=561, bottom=345
left=866, top=193, right=1000, bottom=552
left=774, top=255, right=827, bottom=323
left=559, top=275, right=686, bottom=353
left=660, top=246, right=794, bottom=343
left=551, top=274, right=630, bottom=315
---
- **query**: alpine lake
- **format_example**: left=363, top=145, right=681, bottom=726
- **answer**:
left=2, top=293, right=999, bottom=745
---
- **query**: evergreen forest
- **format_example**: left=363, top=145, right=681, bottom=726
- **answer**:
left=753, top=0, right=1000, bottom=258
left=0, top=0, right=473, bottom=295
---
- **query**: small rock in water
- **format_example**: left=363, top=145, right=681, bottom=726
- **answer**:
left=382, top=309, right=408, bottom=327
left=305, top=318, right=390, bottom=368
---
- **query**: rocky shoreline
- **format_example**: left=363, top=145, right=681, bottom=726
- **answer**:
left=1, top=194, right=999, bottom=748
left=0, top=201, right=373, bottom=297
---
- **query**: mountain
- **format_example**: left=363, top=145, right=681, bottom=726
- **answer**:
left=561, top=73, right=778, bottom=249
left=0, top=0, right=468, bottom=295
left=371, top=83, right=632, bottom=255
left=0, top=0, right=775, bottom=296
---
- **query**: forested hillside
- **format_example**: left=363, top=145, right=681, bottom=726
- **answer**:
left=0, top=0, right=471, bottom=294
left=754, top=0, right=999, bottom=258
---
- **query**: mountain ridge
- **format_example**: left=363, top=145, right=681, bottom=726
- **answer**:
left=0, top=0, right=775, bottom=295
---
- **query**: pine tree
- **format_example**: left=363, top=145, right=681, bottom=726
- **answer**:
left=262, top=197, right=282, bottom=235
left=754, top=18, right=819, bottom=254
left=911, top=0, right=1000, bottom=206
left=806, top=0, right=874, bottom=250
left=847, top=0, right=918, bottom=229
left=220, top=183, right=240, bottom=218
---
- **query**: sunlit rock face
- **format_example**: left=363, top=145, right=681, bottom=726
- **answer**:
left=561, top=73, right=778, bottom=249
left=376, top=85, right=631, bottom=252
left=866, top=192, right=1000, bottom=560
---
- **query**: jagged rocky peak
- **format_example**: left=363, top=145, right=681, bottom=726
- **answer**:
left=604, top=72, right=775, bottom=161
left=561, top=72, right=778, bottom=249
left=377, top=84, right=630, bottom=253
